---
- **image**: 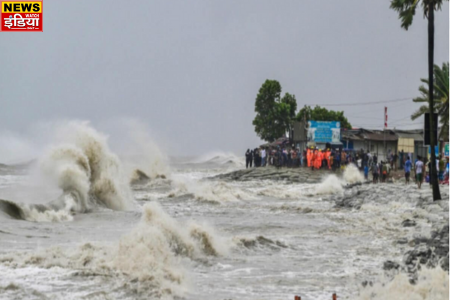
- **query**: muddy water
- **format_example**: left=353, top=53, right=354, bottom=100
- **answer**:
left=0, top=154, right=448, bottom=300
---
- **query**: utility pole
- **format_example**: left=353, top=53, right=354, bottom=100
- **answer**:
left=384, top=107, right=387, bottom=161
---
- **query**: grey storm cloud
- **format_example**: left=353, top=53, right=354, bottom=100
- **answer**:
left=0, top=0, right=448, bottom=156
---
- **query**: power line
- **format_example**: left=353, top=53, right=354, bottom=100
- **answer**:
left=347, top=104, right=419, bottom=126
left=346, top=116, right=383, bottom=120
left=389, top=115, right=414, bottom=124
left=353, top=120, right=421, bottom=127
left=351, top=121, right=422, bottom=129
left=304, top=97, right=414, bottom=107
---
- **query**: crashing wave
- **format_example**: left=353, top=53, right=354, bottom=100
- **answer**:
left=233, top=235, right=288, bottom=250
left=0, top=202, right=228, bottom=298
left=130, top=168, right=168, bottom=184
left=315, top=175, right=344, bottom=195
left=168, top=177, right=256, bottom=203
left=0, top=122, right=133, bottom=222
left=187, top=152, right=245, bottom=167
left=313, top=164, right=364, bottom=195
left=343, top=164, right=365, bottom=184
left=120, top=121, right=171, bottom=182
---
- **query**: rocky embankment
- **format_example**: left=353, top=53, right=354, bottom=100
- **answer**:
left=336, top=183, right=449, bottom=280
left=401, top=199, right=449, bottom=275
left=212, top=167, right=328, bottom=184
left=216, top=166, right=449, bottom=279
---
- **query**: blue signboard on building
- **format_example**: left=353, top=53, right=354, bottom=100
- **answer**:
left=307, top=121, right=341, bottom=143
left=428, top=145, right=439, bottom=156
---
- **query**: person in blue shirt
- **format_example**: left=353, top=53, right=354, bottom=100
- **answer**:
left=404, top=156, right=412, bottom=184
left=335, top=150, right=341, bottom=170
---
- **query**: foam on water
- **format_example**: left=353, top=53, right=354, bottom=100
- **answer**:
left=343, top=164, right=365, bottom=184
left=315, top=175, right=344, bottom=195
left=188, top=152, right=245, bottom=168
left=19, top=193, right=77, bottom=222
left=49, top=121, right=133, bottom=211
left=0, top=126, right=448, bottom=300
left=121, top=120, right=171, bottom=180
left=314, top=164, right=364, bottom=195
left=0, top=202, right=228, bottom=299
left=358, top=267, right=449, bottom=300
left=0, top=122, right=134, bottom=222
left=254, top=181, right=306, bottom=199
left=169, top=176, right=256, bottom=203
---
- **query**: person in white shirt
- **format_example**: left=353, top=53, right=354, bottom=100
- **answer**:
left=261, top=148, right=266, bottom=167
left=415, top=156, right=424, bottom=189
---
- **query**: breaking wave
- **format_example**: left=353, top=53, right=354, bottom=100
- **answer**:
left=343, top=164, right=365, bottom=184
left=234, top=235, right=288, bottom=251
left=0, top=122, right=133, bottom=222
left=188, top=152, right=244, bottom=167
left=315, top=175, right=344, bottom=195
left=130, top=169, right=168, bottom=186
left=314, top=164, right=364, bottom=195
left=0, top=202, right=228, bottom=298
left=120, top=120, right=171, bottom=181
left=169, top=177, right=256, bottom=203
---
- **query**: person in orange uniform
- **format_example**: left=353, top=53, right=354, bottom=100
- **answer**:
left=307, top=148, right=311, bottom=167
left=315, top=149, right=322, bottom=170
left=326, top=149, right=331, bottom=169
left=310, top=149, right=316, bottom=170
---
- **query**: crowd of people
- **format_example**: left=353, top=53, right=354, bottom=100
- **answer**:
left=403, top=154, right=449, bottom=189
left=245, top=146, right=450, bottom=186
left=245, top=146, right=378, bottom=171
left=245, top=147, right=304, bottom=168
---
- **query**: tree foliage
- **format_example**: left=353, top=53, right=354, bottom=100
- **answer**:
left=295, top=105, right=352, bottom=129
left=390, top=0, right=446, bottom=30
left=252, top=80, right=297, bottom=142
left=411, top=62, right=449, bottom=139
left=390, top=0, right=447, bottom=201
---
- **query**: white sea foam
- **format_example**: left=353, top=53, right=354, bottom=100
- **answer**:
left=8, top=121, right=135, bottom=222
left=169, top=176, right=256, bottom=203
left=358, top=267, right=449, bottom=300
left=313, top=164, right=364, bottom=195
left=188, top=152, right=245, bottom=167
left=19, top=193, right=77, bottom=222
left=315, top=175, right=344, bottom=195
left=120, top=120, right=171, bottom=180
left=0, top=202, right=228, bottom=298
left=52, top=121, right=133, bottom=211
left=343, top=164, right=365, bottom=184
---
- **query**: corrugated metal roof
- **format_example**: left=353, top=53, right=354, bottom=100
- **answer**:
left=395, top=132, right=423, bottom=141
left=394, top=129, right=423, bottom=141
left=260, top=137, right=290, bottom=148
left=361, top=132, right=398, bottom=141
left=342, top=134, right=363, bottom=140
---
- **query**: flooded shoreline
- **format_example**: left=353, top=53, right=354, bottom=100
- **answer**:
left=0, top=123, right=448, bottom=300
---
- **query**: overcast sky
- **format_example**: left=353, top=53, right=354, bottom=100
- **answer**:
left=0, top=0, right=448, bottom=158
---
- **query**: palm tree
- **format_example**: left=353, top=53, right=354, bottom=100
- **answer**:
left=411, top=62, right=449, bottom=139
left=390, top=0, right=447, bottom=201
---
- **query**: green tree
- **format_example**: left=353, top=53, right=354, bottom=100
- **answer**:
left=411, top=62, right=449, bottom=139
left=252, top=80, right=297, bottom=142
left=280, top=93, right=297, bottom=132
left=390, top=0, right=446, bottom=200
left=295, top=105, right=352, bottom=129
